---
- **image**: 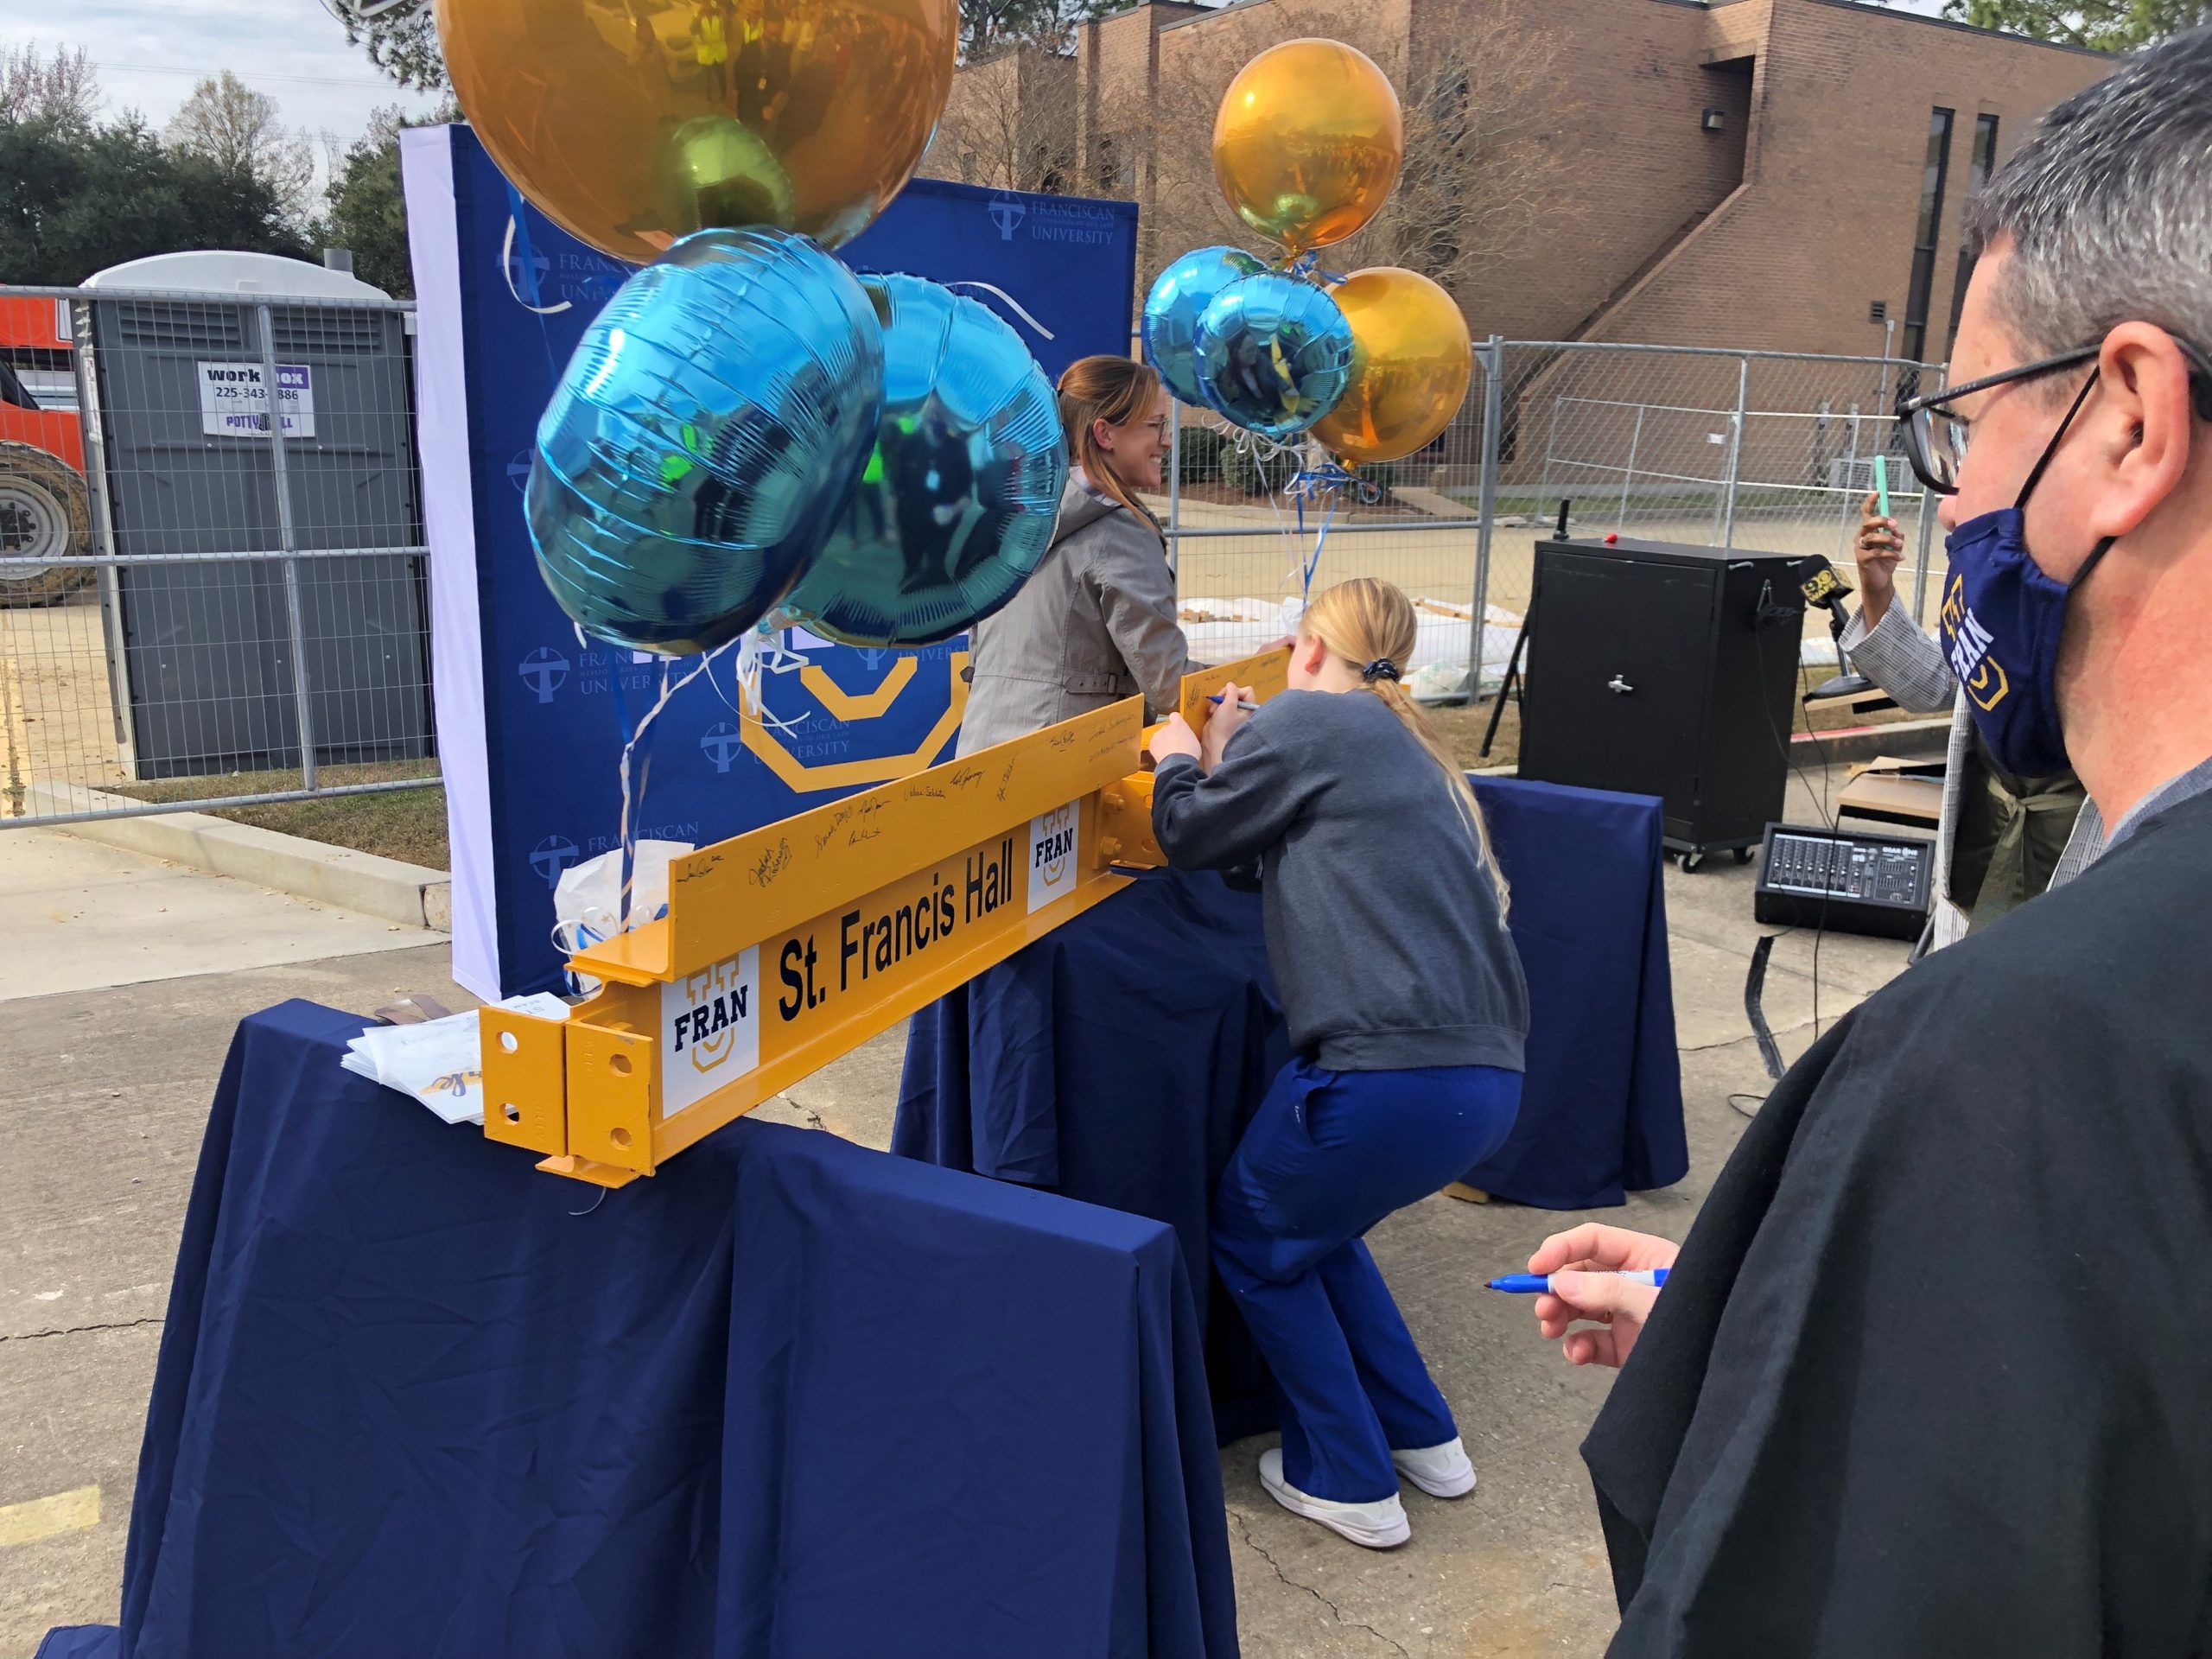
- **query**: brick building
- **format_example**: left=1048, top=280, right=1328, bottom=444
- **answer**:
left=929, top=0, right=2109, bottom=366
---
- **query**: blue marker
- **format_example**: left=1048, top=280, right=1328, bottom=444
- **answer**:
left=1486, top=1268, right=1669, bottom=1294
left=1205, top=694, right=1262, bottom=712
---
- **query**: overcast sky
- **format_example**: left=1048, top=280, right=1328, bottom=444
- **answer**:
left=2, top=0, right=444, bottom=150
left=5, top=0, right=1955, bottom=155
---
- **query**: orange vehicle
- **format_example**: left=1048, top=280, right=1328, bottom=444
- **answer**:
left=0, top=294, right=94, bottom=606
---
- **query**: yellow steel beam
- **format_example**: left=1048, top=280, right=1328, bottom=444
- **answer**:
left=1176, top=645, right=1292, bottom=733
left=482, top=649, right=1287, bottom=1185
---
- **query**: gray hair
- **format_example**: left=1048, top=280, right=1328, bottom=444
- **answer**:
left=1963, top=26, right=2212, bottom=363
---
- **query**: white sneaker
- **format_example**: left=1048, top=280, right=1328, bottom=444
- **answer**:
left=1257, top=1447, right=1411, bottom=1548
left=1391, top=1437, right=1477, bottom=1498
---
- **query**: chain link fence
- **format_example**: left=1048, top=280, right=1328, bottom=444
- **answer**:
left=1161, top=338, right=1946, bottom=692
left=0, top=285, right=435, bottom=829
left=4, top=297, right=1942, bottom=829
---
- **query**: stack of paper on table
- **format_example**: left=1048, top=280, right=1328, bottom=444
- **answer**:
left=341, top=995, right=569, bottom=1125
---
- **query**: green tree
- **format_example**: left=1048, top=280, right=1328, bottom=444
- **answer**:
left=1933, top=0, right=2208, bottom=49
left=337, top=2, right=448, bottom=92
left=960, top=0, right=1116, bottom=61
left=324, top=105, right=417, bottom=298
left=0, top=113, right=310, bottom=287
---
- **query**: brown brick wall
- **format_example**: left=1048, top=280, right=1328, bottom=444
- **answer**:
left=942, top=0, right=2112, bottom=364
left=1599, top=0, right=2107, bottom=359
left=1403, top=0, right=1755, bottom=341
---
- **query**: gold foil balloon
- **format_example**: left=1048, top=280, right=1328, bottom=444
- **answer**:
left=1211, top=40, right=1403, bottom=256
left=1311, top=267, right=1471, bottom=465
left=435, top=0, right=957, bottom=262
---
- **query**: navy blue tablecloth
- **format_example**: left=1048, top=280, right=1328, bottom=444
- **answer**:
left=1464, top=779, right=1686, bottom=1208
left=46, top=1001, right=1235, bottom=1659
left=895, top=780, right=1683, bottom=1294
left=894, top=865, right=1289, bottom=1442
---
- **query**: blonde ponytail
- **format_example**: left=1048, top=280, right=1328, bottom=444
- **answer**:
left=1301, top=578, right=1510, bottom=914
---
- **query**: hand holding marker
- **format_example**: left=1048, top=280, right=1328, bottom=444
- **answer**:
left=1487, top=1268, right=1669, bottom=1294
left=1207, top=693, right=1262, bottom=713
left=1517, top=1222, right=1677, bottom=1367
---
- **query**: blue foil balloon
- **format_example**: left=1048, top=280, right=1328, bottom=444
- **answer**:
left=1192, top=273, right=1353, bottom=439
left=783, top=276, right=1067, bottom=646
left=1142, top=245, right=1267, bottom=406
left=527, top=227, right=885, bottom=656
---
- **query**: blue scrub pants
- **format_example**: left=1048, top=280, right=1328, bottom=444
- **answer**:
left=1211, top=1058, right=1522, bottom=1503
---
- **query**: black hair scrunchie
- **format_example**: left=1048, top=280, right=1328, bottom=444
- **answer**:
left=1362, top=658, right=1402, bottom=683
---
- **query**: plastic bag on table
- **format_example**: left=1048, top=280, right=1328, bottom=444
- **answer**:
left=551, top=839, right=693, bottom=995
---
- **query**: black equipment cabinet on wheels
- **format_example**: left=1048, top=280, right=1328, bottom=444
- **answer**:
left=1515, top=537, right=1807, bottom=870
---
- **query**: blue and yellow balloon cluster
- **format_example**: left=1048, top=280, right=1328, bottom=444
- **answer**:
left=1141, top=40, right=1472, bottom=465
left=439, top=0, right=1062, bottom=652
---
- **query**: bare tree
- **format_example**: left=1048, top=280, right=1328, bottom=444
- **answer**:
left=1335, top=14, right=1582, bottom=299
left=164, top=71, right=319, bottom=227
left=925, top=44, right=1077, bottom=193
left=2, top=42, right=101, bottom=128
left=1139, top=0, right=1583, bottom=309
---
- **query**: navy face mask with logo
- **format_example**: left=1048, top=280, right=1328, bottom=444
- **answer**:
left=1937, top=370, right=2113, bottom=779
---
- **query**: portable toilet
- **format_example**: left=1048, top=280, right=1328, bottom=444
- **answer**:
left=77, top=250, right=429, bottom=779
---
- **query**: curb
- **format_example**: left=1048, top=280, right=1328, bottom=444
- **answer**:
left=26, top=783, right=452, bottom=932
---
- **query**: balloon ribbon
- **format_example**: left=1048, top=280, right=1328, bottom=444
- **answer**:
left=1285, top=462, right=1382, bottom=597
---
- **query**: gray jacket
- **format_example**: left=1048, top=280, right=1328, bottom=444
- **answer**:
left=1153, top=690, right=1529, bottom=1073
left=1842, top=600, right=2105, bottom=953
left=957, top=478, right=1197, bottom=756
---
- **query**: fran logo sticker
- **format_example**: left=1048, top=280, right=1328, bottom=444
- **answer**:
left=1027, top=799, right=1081, bottom=914
left=661, top=946, right=760, bottom=1117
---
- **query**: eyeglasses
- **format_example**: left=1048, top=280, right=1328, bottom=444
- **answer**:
left=1894, top=346, right=2098, bottom=496
left=1897, top=334, right=2212, bottom=495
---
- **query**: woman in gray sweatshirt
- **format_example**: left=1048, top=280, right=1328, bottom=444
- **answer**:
left=1149, top=576, right=1528, bottom=1551
left=957, top=357, right=1200, bottom=755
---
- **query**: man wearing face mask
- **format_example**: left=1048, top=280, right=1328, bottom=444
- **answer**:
left=1843, top=489, right=2096, bottom=946
left=1518, top=32, right=2212, bottom=1656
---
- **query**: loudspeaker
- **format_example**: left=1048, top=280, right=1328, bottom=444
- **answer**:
left=1516, top=537, right=1808, bottom=868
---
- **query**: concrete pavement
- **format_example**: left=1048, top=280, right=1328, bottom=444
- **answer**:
left=1, top=762, right=1914, bottom=1657
left=0, top=828, right=440, bottom=1003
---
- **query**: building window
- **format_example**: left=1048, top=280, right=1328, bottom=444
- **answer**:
left=1945, top=114, right=2000, bottom=356
left=1901, top=106, right=1955, bottom=363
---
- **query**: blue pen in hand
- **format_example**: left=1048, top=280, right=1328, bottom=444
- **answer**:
left=1205, top=694, right=1262, bottom=712
left=1486, top=1268, right=1669, bottom=1294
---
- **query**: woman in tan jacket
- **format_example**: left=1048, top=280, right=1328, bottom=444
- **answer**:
left=957, top=357, right=1199, bottom=756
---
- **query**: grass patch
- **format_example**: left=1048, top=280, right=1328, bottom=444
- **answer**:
left=1426, top=699, right=1521, bottom=772
left=109, top=760, right=448, bottom=869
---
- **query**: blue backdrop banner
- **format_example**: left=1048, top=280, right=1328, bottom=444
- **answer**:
left=400, top=126, right=1138, bottom=998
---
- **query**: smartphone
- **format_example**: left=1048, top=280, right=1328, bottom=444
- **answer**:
left=1872, top=453, right=1891, bottom=519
